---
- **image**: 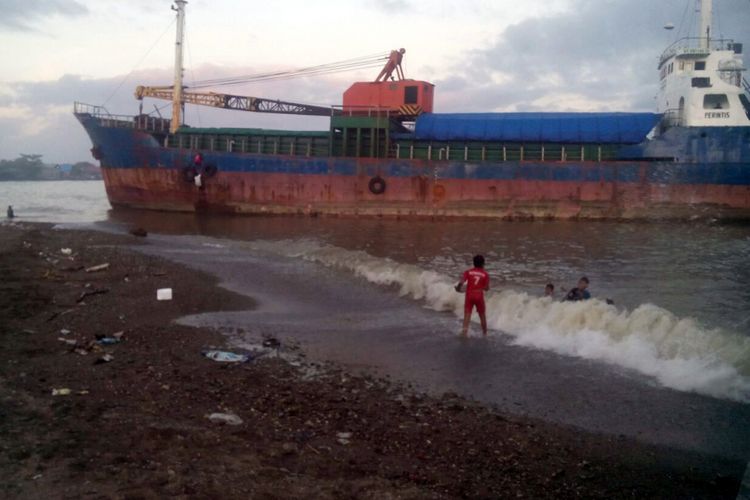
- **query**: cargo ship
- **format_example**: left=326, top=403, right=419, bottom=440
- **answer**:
left=74, top=0, right=750, bottom=220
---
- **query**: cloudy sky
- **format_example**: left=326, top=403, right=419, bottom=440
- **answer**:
left=0, top=0, right=748, bottom=163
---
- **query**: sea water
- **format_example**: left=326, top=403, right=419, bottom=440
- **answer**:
left=0, top=180, right=109, bottom=223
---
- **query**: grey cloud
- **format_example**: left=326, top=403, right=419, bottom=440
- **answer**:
left=435, top=0, right=750, bottom=113
left=0, top=0, right=88, bottom=31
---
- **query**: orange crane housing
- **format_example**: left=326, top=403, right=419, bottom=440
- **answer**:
left=343, top=48, right=434, bottom=117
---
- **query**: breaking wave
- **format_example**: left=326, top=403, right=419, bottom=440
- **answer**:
left=250, top=239, right=750, bottom=403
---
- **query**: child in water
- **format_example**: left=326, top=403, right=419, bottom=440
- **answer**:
left=455, top=255, right=490, bottom=337
left=564, top=276, right=591, bottom=301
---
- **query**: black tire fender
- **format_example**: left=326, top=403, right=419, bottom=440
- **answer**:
left=368, top=176, right=386, bottom=195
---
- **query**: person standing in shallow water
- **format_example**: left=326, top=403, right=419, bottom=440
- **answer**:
left=544, top=283, right=555, bottom=297
left=455, top=255, right=490, bottom=337
left=6, top=206, right=14, bottom=219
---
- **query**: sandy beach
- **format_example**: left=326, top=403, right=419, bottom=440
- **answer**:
left=0, top=222, right=744, bottom=499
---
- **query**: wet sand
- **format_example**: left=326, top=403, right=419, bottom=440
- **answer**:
left=0, top=222, right=745, bottom=498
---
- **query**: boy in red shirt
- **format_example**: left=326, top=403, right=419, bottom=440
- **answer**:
left=455, top=255, right=490, bottom=337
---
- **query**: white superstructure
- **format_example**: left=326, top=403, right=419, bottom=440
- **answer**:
left=657, top=0, right=750, bottom=127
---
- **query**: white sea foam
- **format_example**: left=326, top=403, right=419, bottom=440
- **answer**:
left=250, top=239, right=750, bottom=403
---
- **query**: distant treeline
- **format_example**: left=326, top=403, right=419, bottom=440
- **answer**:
left=0, top=155, right=101, bottom=181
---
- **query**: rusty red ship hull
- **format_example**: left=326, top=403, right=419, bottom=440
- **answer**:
left=101, top=166, right=750, bottom=220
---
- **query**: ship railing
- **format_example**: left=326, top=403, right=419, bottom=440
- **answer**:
left=133, top=115, right=171, bottom=133
left=74, top=101, right=171, bottom=133
left=330, top=105, right=395, bottom=119
left=74, top=101, right=136, bottom=128
left=743, top=77, right=750, bottom=96
left=74, top=102, right=116, bottom=118
left=659, top=37, right=740, bottom=67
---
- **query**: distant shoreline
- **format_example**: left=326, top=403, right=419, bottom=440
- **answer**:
left=0, top=156, right=101, bottom=182
left=0, top=178, right=102, bottom=182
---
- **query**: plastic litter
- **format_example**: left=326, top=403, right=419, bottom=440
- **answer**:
left=58, top=338, right=77, bottom=346
left=60, top=248, right=72, bottom=256
left=208, top=412, right=243, bottom=425
left=96, top=335, right=121, bottom=345
left=157, top=288, right=173, bottom=301
left=60, top=329, right=71, bottom=335
left=94, top=354, right=114, bottom=364
left=52, top=388, right=71, bottom=396
left=337, top=432, right=353, bottom=445
left=202, top=350, right=250, bottom=363
left=85, top=263, right=110, bottom=273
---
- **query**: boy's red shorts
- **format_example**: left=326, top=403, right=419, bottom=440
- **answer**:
left=464, top=292, right=485, bottom=314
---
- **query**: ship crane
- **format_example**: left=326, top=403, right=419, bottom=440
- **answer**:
left=134, top=86, right=335, bottom=118
left=375, top=48, right=406, bottom=82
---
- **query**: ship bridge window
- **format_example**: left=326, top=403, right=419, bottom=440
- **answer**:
left=692, top=77, right=711, bottom=88
left=404, top=86, right=418, bottom=104
left=703, top=94, right=729, bottom=109
left=695, top=61, right=706, bottom=71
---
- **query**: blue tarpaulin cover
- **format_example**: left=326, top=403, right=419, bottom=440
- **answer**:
left=413, top=112, right=661, bottom=144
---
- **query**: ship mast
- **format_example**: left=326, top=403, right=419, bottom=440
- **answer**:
left=699, top=0, right=712, bottom=49
left=171, top=0, right=187, bottom=134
